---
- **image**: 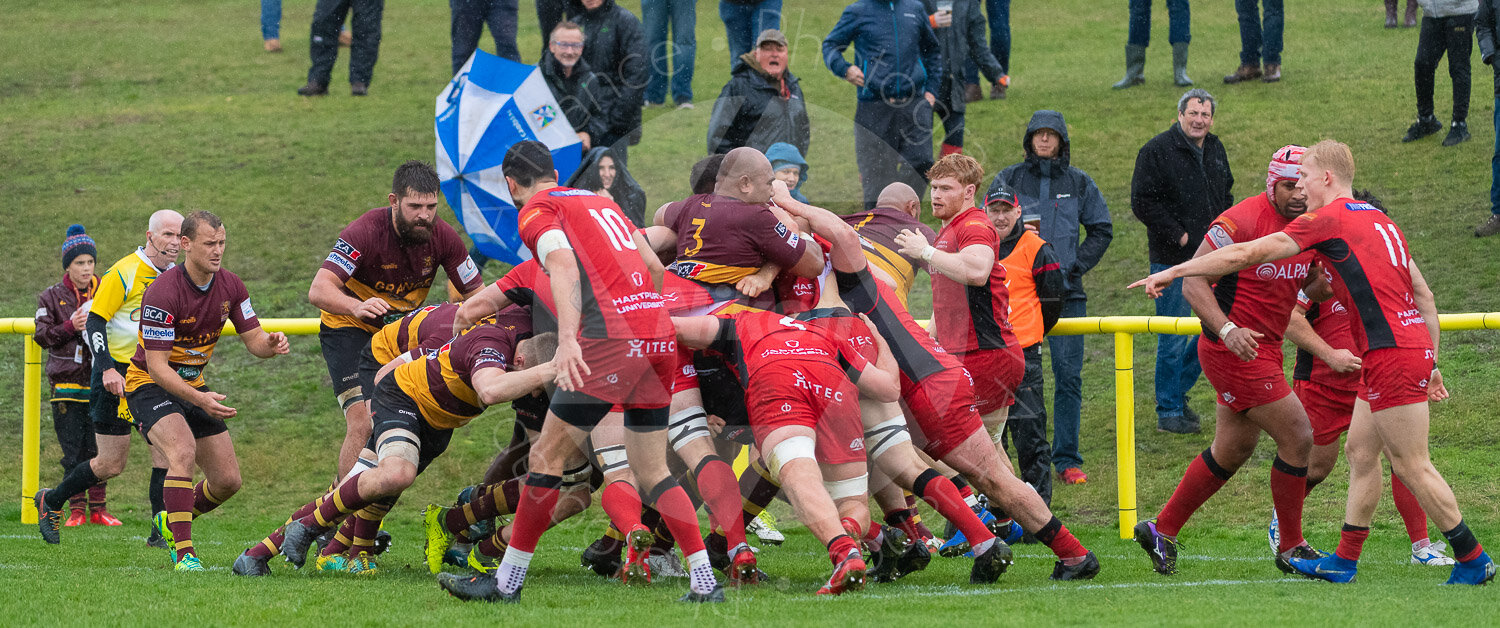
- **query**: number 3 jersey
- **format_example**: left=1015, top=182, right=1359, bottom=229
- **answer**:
left=1281, top=197, right=1431, bottom=354
left=124, top=266, right=260, bottom=392
left=517, top=186, right=672, bottom=340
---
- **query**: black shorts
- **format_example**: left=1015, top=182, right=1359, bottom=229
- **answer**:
left=320, top=325, right=374, bottom=410
left=125, top=383, right=229, bottom=440
left=512, top=392, right=549, bottom=434
left=370, top=377, right=453, bottom=474
left=357, top=343, right=382, bottom=408
left=90, top=360, right=137, bottom=436
left=548, top=389, right=667, bottom=430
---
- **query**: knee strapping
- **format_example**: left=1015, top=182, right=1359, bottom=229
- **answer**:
left=561, top=461, right=592, bottom=488
left=766, top=435, right=816, bottom=483
left=594, top=444, right=629, bottom=474
left=337, top=387, right=365, bottom=411
left=667, top=407, right=711, bottom=452
left=375, top=429, right=420, bottom=467
left=863, top=416, right=911, bottom=460
left=824, top=474, right=869, bottom=500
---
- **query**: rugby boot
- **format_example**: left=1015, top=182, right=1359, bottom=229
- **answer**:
left=438, top=572, right=520, bottom=603
left=372, top=528, right=392, bottom=555
left=866, top=527, right=908, bottom=583
left=35, top=490, right=62, bottom=544
left=679, top=584, right=726, bottom=603
left=424, top=505, right=453, bottom=574
left=897, top=533, right=932, bottom=576
left=313, top=528, right=336, bottom=556
left=280, top=520, right=320, bottom=568
left=969, top=540, right=1014, bottom=584
left=146, top=511, right=169, bottom=549
left=1267, top=510, right=1280, bottom=554
left=89, top=509, right=122, bottom=526
left=347, top=552, right=379, bottom=575
left=1276, top=543, right=1327, bottom=575
left=1051, top=551, right=1102, bottom=581
left=622, top=525, right=655, bottom=585
left=154, top=510, right=177, bottom=563
left=728, top=543, right=759, bottom=587
left=647, top=548, right=688, bottom=579
left=1412, top=541, right=1456, bottom=566
left=174, top=554, right=205, bottom=572
left=816, top=549, right=867, bottom=596
left=315, top=553, right=349, bottom=573
left=1444, top=552, right=1497, bottom=585
left=65, top=509, right=86, bottom=528
left=445, top=543, right=472, bottom=569
left=1134, top=518, right=1179, bottom=575
left=232, top=551, right=271, bottom=576
left=582, top=534, right=624, bottom=577
left=1289, top=553, right=1357, bottom=583
left=467, top=547, right=499, bottom=574
left=747, top=510, right=785, bottom=545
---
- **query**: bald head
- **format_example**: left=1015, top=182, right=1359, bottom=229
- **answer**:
left=875, top=182, right=920, bottom=218
left=149, top=209, right=183, bottom=235
left=714, top=147, right=775, bottom=204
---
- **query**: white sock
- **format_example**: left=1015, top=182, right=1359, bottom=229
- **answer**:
left=494, top=547, right=533, bottom=594
left=972, top=537, right=995, bottom=555
left=685, top=549, right=717, bottom=594
left=962, top=494, right=980, bottom=508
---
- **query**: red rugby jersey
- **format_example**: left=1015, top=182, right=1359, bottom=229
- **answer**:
left=709, top=308, right=873, bottom=388
left=1291, top=291, right=1362, bottom=391
left=930, top=207, right=1018, bottom=355
left=1201, top=193, right=1314, bottom=344
left=836, top=268, right=960, bottom=385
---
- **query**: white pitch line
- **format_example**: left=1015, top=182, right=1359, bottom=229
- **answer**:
left=777, top=578, right=1301, bottom=601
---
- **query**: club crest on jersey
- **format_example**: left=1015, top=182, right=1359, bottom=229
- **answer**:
left=671, top=261, right=707, bottom=279
left=530, top=104, right=558, bottom=129
left=332, top=238, right=361, bottom=261
left=1207, top=225, right=1234, bottom=249
left=784, top=339, right=800, bottom=348
left=631, top=272, right=643, bottom=286
left=141, top=306, right=173, bottom=325
left=774, top=223, right=788, bottom=237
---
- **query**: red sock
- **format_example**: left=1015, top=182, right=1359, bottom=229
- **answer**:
left=191, top=480, right=226, bottom=517
left=827, top=534, right=859, bottom=565
left=601, top=481, right=644, bottom=533
left=914, top=470, right=995, bottom=546
left=1390, top=474, right=1430, bottom=544
left=863, top=522, right=883, bottom=545
left=303, top=476, right=371, bottom=530
left=163, top=475, right=196, bottom=558
left=1035, top=516, right=1088, bottom=560
left=1335, top=524, right=1370, bottom=562
left=649, top=482, right=707, bottom=555
left=695, top=458, right=746, bottom=548
left=447, top=479, right=521, bottom=535
left=949, top=476, right=975, bottom=501
left=1270, top=458, right=1308, bottom=552
left=507, top=474, right=563, bottom=554
left=1157, top=449, right=1234, bottom=537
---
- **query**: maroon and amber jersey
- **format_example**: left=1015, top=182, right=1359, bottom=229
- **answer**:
left=517, top=187, right=672, bottom=340
left=1201, top=194, right=1314, bottom=344
left=708, top=308, right=874, bottom=388
left=319, top=207, right=483, bottom=333
left=659, top=193, right=808, bottom=285
left=1282, top=197, right=1431, bottom=354
left=1292, top=291, right=1361, bottom=391
left=836, top=268, right=960, bottom=385
left=930, top=207, right=1018, bottom=355
left=125, top=266, right=259, bottom=392
left=370, top=303, right=460, bottom=364
left=843, top=206, right=936, bottom=306
left=394, top=315, right=531, bottom=430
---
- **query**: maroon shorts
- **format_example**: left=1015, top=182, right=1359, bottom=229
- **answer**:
left=1199, top=340, right=1293, bottom=413
left=576, top=336, right=675, bottom=409
left=747, top=363, right=865, bottom=465
left=957, top=347, right=1023, bottom=415
left=1359, top=347, right=1435, bottom=412
left=901, top=367, right=984, bottom=459
left=1294, top=380, right=1357, bottom=446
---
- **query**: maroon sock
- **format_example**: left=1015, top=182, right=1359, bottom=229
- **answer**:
left=1157, top=449, right=1234, bottom=537
left=68, top=492, right=87, bottom=512
left=323, top=517, right=356, bottom=557
left=1034, top=516, right=1088, bottom=560
left=87, top=482, right=106, bottom=511
left=695, top=457, right=746, bottom=548
left=303, top=476, right=370, bottom=530
left=507, top=474, right=562, bottom=554
left=827, top=534, right=858, bottom=565
left=347, top=500, right=393, bottom=555
left=863, top=521, right=883, bottom=545
left=1270, top=457, right=1308, bottom=552
left=247, top=494, right=327, bottom=559
left=1335, top=524, right=1370, bottom=562
left=446, top=478, right=520, bottom=535
left=192, top=481, right=226, bottom=517
left=477, top=524, right=510, bottom=558
left=163, top=475, right=196, bottom=558
left=914, top=469, right=994, bottom=546
left=1390, top=474, right=1430, bottom=544
left=601, top=480, right=645, bottom=533
left=648, top=481, right=707, bottom=555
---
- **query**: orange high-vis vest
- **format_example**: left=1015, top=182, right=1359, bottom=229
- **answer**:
left=1000, top=230, right=1051, bottom=347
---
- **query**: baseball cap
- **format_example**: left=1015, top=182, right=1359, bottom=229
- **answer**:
left=755, top=29, right=788, bottom=48
left=984, top=183, right=1019, bottom=208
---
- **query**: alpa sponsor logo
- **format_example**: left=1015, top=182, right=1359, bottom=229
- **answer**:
left=141, top=306, right=173, bottom=325
left=1252, top=261, right=1310, bottom=282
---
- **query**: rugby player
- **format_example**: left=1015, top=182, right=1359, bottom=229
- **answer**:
left=121, top=211, right=289, bottom=571
left=36, top=210, right=180, bottom=546
left=1130, top=140, right=1495, bottom=585
left=438, top=140, right=724, bottom=603
left=309, top=161, right=485, bottom=480
left=1133, top=146, right=1326, bottom=575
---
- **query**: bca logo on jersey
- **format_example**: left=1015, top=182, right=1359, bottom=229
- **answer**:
left=141, top=306, right=173, bottom=325
left=332, top=238, right=361, bottom=261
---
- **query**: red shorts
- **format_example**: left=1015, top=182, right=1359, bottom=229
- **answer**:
left=1293, top=380, right=1357, bottom=446
left=1359, top=347, right=1435, bottom=412
left=1198, top=340, right=1293, bottom=413
left=671, top=345, right=698, bottom=395
left=900, top=367, right=984, bottom=459
left=576, top=336, right=675, bottom=409
left=747, top=363, right=865, bottom=465
left=957, top=347, right=1023, bottom=415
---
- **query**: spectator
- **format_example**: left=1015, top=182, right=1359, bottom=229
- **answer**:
left=1130, top=89, right=1233, bottom=435
left=33, top=225, right=110, bottom=526
left=721, top=0, right=782, bottom=65
left=1476, top=0, right=1500, bottom=235
left=643, top=0, right=696, bottom=108
left=537, top=0, right=567, bottom=55
left=541, top=21, right=605, bottom=150
left=706, top=29, right=809, bottom=156
left=1224, top=0, right=1283, bottom=83
left=1402, top=0, right=1476, bottom=146
left=766, top=142, right=810, bottom=203
left=992, top=110, right=1112, bottom=484
left=823, top=0, right=943, bottom=209
left=297, top=0, right=383, bottom=96
left=1388, top=0, right=1421, bottom=27
left=568, top=0, right=648, bottom=165
left=567, top=146, right=647, bottom=227
left=1114, top=0, right=1192, bottom=89
left=262, top=0, right=283, bottom=52
left=450, top=0, right=521, bottom=74
left=984, top=184, right=1065, bottom=505
left=963, top=0, right=1011, bottom=100
left=920, top=0, right=1006, bottom=157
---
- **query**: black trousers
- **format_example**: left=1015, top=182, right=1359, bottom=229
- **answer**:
left=536, top=0, right=566, bottom=57
left=854, top=96, right=934, bottom=209
left=1415, top=13, right=1473, bottom=121
left=933, top=83, right=966, bottom=149
left=52, top=400, right=97, bottom=475
left=309, top=0, right=385, bottom=85
left=451, top=0, right=520, bottom=74
left=1001, top=344, right=1053, bottom=505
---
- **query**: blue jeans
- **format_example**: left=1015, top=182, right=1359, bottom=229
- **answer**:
left=262, top=0, right=281, bottom=39
left=964, top=0, right=1010, bottom=84
left=720, top=0, right=781, bottom=64
left=450, top=0, right=521, bottom=73
left=1492, top=96, right=1500, bottom=214
left=1128, top=0, right=1191, bottom=48
left=1235, top=0, right=1282, bottom=65
left=1048, top=298, right=1086, bottom=471
left=643, top=0, right=696, bottom=104
left=1151, top=262, right=1201, bottom=419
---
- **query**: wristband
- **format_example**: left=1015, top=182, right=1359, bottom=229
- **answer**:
left=920, top=246, right=936, bottom=262
left=1218, top=321, right=1237, bottom=339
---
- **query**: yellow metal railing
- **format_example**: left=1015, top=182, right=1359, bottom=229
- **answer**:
left=6, top=314, right=1500, bottom=537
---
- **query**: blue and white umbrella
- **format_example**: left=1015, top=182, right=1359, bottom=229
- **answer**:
left=435, top=50, right=583, bottom=265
